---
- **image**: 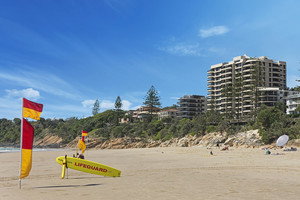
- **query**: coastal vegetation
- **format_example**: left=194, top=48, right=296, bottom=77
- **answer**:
left=2, top=85, right=300, bottom=146
left=1, top=102, right=300, bottom=146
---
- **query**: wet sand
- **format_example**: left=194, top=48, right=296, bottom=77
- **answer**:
left=1, top=147, right=300, bottom=200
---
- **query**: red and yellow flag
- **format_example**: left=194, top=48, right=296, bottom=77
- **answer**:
left=82, top=130, right=88, bottom=137
left=20, top=118, right=34, bottom=179
left=78, top=139, right=86, bottom=154
left=23, top=98, right=43, bottom=120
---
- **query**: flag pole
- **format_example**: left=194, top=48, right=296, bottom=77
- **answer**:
left=76, top=137, right=79, bottom=156
left=19, top=98, right=24, bottom=189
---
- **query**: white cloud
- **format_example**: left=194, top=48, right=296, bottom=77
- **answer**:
left=159, top=43, right=203, bottom=56
left=5, top=88, right=40, bottom=100
left=100, top=100, right=115, bottom=109
left=199, top=26, right=229, bottom=38
left=82, top=99, right=95, bottom=108
left=122, top=100, right=131, bottom=110
left=130, top=105, right=141, bottom=110
left=0, top=70, right=79, bottom=99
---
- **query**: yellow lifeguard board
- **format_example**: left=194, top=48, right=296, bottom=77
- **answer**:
left=56, top=156, right=121, bottom=177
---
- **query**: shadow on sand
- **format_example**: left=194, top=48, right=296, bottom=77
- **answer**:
left=68, top=176, right=104, bottom=180
left=36, top=183, right=101, bottom=189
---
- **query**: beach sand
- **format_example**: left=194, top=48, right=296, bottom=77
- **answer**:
left=1, top=147, right=300, bottom=200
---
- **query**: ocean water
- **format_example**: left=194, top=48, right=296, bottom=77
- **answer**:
left=0, top=147, right=19, bottom=153
left=0, top=147, right=64, bottom=153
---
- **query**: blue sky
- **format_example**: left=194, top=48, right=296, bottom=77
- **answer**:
left=1, top=0, right=300, bottom=119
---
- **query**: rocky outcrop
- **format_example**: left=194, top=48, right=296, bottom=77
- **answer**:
left=198, top=132, right=227, bottom=147
left=286, top=139, right=300, bottom=147
left=77, top=130, right=264, bottom=149
left=29, top=129, right=300, bottom=149
left=225, top=130, right=262, bottom=148
left=93, top=137, right=160, bottom=149
left=33, top=135, right=63, bottom=148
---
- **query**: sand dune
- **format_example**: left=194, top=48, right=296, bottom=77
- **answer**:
left=1, top=147, right=300, bottom=200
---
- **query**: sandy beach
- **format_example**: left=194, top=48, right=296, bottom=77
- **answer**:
left=1, top=147, right=300, bottom=200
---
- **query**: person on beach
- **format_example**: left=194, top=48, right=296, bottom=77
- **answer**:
left=78, top=153, right=85, bottom=159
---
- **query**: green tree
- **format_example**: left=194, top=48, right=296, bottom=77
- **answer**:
left=256, top=106, right=290, bottom=143
left=162, top=104, right=178, bottom=110
left=92, top=99, right=100, bottom=116
left=295, top=105, right=300, bottom=114
left=251, top=62, right=264, bottom=115
left=233, top=72, right=243, bottom=119
left=177, top=118, right=193, bottom=137
left=114, top=96, right=123, bottom=125
left=143, top=85, right=161, bottom=115
left=192, top=115, right=207, bottom=136
left=115, top=96, right=122, bottom=111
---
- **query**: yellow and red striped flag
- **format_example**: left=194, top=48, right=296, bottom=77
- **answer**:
left=23, top=98, right=43, bottom=120
left=20, top=118, right=34, bottom=179
left=78, top=139, right=86, bottom=154
left=82, top=130, right=88, bottom=137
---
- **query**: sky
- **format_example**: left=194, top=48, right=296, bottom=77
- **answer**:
left=1, top=0, right=300, bottom=119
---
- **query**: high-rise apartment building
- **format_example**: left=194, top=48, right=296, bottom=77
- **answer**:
left=207, top=55, right=287, bottom=117
left=178, top=95, right=207, bottom=119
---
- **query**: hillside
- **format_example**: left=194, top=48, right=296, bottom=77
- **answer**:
left=2, top=106, right=300, bottom=149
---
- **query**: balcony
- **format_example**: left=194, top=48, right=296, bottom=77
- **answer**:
left=179, top=104, right=199, bottom=108
left=224, top=70, right=232, bottom=75
left=243, top=99, right=252, bottom=102
left=180, top=108, right=197, bottom=112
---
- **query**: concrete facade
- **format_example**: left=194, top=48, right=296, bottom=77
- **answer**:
left=207, top=55, right=287, bottom=117
left=178, top=95, right=207, bottom=119
left=158, top=109, right=179, bottom=120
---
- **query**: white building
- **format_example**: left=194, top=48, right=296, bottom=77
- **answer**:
left=207, top=55, right=287, bottom=117
left=158, top=109, right=179, bottom=120
left=286, top=93, right=300, bottom=114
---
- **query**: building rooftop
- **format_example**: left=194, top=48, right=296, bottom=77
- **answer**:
left=210, top=55, right=286, bottom=70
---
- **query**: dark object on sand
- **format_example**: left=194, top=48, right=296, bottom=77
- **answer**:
left=221, top=146, right=229, bottom=151
left=284, top=147, right=297, bottom=151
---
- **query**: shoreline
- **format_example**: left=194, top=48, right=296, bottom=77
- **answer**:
left=0, top=147, right=73, bottom=153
